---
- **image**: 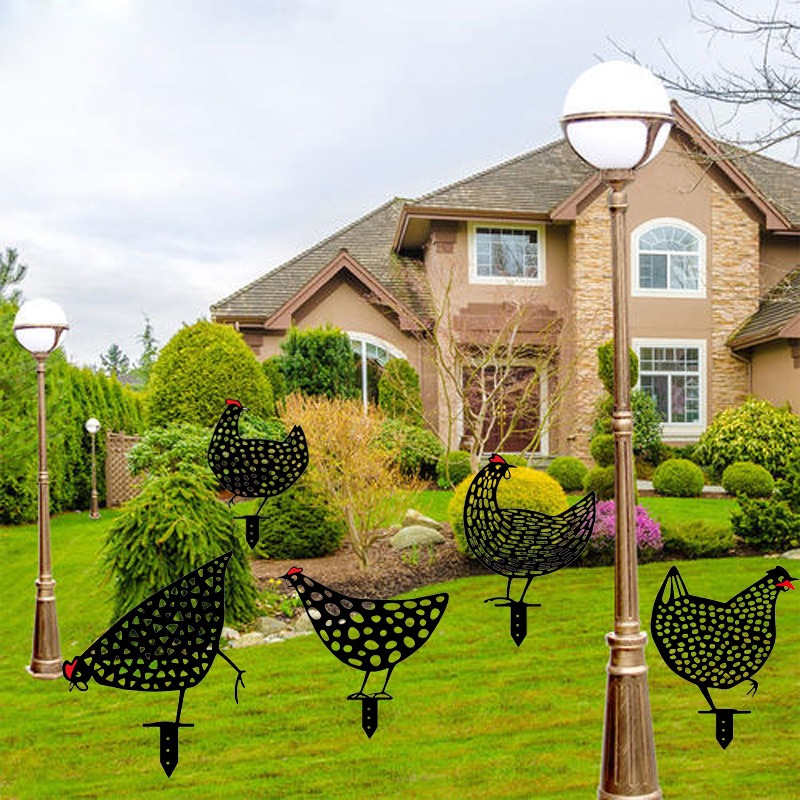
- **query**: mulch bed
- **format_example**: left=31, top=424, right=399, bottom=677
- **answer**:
left=251, top=523, right=489, bottom=599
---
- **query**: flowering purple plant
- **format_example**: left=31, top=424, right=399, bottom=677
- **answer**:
left=585, top=500, right=663, bottom=565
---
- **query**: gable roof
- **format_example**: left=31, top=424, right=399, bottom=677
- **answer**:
left=212, top=107, right=800, bottom=326
left=211, top=198, right=428, bottom=322
left=729, top=266, right=800, bottom=350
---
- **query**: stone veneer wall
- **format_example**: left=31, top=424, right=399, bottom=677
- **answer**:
left=569, top=194, right=614, bottom=462
left=709, top=183, right=760, bottom=413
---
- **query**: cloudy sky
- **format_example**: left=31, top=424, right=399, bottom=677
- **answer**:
left=1, top=0, right=793, bottom=367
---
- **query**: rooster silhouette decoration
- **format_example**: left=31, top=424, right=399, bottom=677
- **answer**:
left=283, top=567, right=448, bottom=738
left=207, top=398, right=309, bottom=548
left=652, top=564, right=796, bottom=749
left=62, top=552, right=246, bottom=776
left=462, top=454, right=596, bottom=645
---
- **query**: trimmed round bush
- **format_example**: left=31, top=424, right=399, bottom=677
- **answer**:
left=590, top=434, right=615, bottom=467
left=597, top=340, right=639, bottom=393
left=721, top=461, right=774, bottom=498
left=375, top=418, right=444, bottom=479
left=653, top=458, right=704, bottom=497
left=584, top=465, right=615, bottom=501
left=437, top=451, right=472, bottom=489
left=661, top=521, right=734, bottom=558
left=502, top=454, right=529, bottom=468
left=252, top=477, right=346, bottom=559
left=104, top=472, right=257, bottom=625
left=694, top=397, right=800, bottom=480
left=148, top=320, right=274, bottom=428
left=448, top=467, right=567, bottom=557
left=582, top=500, right=662, bottom=566
left=547, top=456, right=588, bottom=492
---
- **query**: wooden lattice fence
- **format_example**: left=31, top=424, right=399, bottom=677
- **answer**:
left=105, top=431, right=143, bottom=508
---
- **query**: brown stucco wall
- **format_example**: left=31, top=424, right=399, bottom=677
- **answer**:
left=760, top=235, right=800, bottom=293
left=750, top=340, right=800, bottom=412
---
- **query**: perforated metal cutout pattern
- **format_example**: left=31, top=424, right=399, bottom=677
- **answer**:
left=74, top=552, right=231, bottom=692
left=207, top=401, right=308, bottom=501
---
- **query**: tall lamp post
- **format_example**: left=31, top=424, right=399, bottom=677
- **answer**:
left=85, top=417, right=101, bottom=519
left=13, top=298, right=69, bottom=679
left=561, top=61, right=673, bottom=800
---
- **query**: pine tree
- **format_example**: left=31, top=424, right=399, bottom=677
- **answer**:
left=100, top=344, right=130, bottom=377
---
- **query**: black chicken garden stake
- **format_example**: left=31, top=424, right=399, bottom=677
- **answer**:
left=63, top=552, right=246, bottom=776
left=462, top=454, right=596, bottom=645
left=283, top=567, right=448, bottom=738
left=207, top=398, right=309, bottom=548
left=652, top=564, right=796, bottom=749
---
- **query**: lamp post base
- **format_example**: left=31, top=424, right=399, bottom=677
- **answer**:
left=598, top=630, right=661, bottom=799
left=26, top=660, right=63, bottom=679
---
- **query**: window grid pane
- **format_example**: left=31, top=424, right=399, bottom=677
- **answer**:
left=476, top=228, right=539, bottom=279
left=639, top=345, right=700, bottom=424
left=638, top=224, right=701, bottom=291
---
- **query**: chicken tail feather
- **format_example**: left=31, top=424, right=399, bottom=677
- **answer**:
left=657, top=566, right=688, bottom=606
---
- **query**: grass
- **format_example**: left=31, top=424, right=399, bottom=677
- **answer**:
left=2, top=508, right=798, bottom=799
left=416, top=489, right=737, bottom=532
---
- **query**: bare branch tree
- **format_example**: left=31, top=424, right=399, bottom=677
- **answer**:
left=613, top=0, right=800, bottom=156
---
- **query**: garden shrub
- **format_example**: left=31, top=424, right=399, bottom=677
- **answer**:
left=103, top=472, right=257, bottom=624
left=721, top=461, right=774, bottom=498
left=502, top=454, right=529, bottom=468
left=652, top=458, right=704, bottom=497
left=731, top=498, right=800, bottom=552
left=378, top=358, right=425, bottom=427
left=127, top=423, right=211, bottom=476
left=279, top=324, right=358, bottom=400
left=583, top=465, right=616, bottom=501
left=582, top=500, right=662, bottom=566
left=252, top=477, right=346, bottom=559
left=597, top=340, right=639, bottom=393
left=375, top=418, right=444, bottom=479
left=262, top=357, right=287, bottom=404
left=436, top=451, right=472, bottom=489
left=631, top=390, right=663, bottom=463
left=449, top=467, right=567, bottom=557
left=661, top=521, right=735, bottom=558
left=694, top=397, right=800, bottom=480
left=590, top=434, right=615, bottom=467
left=148, top=320, right=274, bottom=428
left=547, top=456, right=588, bottom=492
left=238, top=413, right=286, bottom=441
left=731, top=447, right=800, bottom=551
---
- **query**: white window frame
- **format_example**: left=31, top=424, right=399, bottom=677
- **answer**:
left=347, top=331, right=406, bottom=412
left=631, top=218, right=707, bottom=299
left=467, top=221, right=546, bottom=286
left=633, top=337, right=707, bottom=441
left=456, top=365, right=550, bottom=455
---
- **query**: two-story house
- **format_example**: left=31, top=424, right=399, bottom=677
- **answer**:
left=211, top=103, right=800, bottom=461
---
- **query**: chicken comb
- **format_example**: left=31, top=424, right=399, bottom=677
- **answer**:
left=488, top=454, right=506, bottom=464
left=287, top=567, right=303, bottom=576
left=225, top=399, right=242, bottom=407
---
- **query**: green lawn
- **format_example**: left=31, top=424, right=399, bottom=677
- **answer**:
left=417, top=489, right=737, bottom=531
left=2, top=510, right=797, bottom=799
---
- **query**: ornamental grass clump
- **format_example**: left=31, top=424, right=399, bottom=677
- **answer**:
left=582, top=500, right=663, bottom=566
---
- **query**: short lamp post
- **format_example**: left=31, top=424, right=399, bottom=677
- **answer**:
left=13, top=298, right=69, bottom=679
left=85, top=417, right=101, bottom=519
left=561, top=61, right=673, bottom=800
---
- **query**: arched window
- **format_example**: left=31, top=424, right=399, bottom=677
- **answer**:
left=347, top=332, right=406, bottom=410
left=632, top=219, right=706, bottom=297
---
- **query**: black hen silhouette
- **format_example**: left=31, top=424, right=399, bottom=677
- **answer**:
left=462, top=454, right=596, bottom=644
left=283, top=567, right=448, bottom=737
left=207, top=398, right=309, bottom=546
left=652, top=564, right=796, bottom=748
left=62, top=552, right=246, bottom=776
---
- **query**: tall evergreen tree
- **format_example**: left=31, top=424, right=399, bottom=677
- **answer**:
left=100, top=343, right=130, bottom=377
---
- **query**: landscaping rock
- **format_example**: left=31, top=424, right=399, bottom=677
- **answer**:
left=391, top=525, right=446, bottom=549
left=293, top=614, right=315, bottom=633
left=255, top=616, right=289, bottom=635
left=229, top=632, right=267, bottom=648
left=402, top=509, right=443, bottom=530
left=221, top=626, right=240, bottom=640
left=781, top=549, right=800, bottom=560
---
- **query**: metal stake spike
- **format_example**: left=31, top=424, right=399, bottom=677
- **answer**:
left=698, top=709, right=750, bottom=750
left=234, top=515, right=261, bottom=550
left=492, top=600, right=541, bottom=646
left=143, top=721, right=194, bottom=776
